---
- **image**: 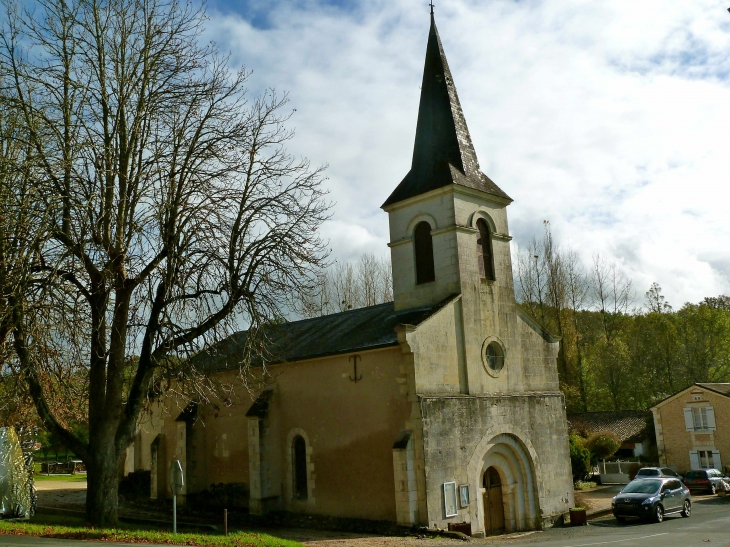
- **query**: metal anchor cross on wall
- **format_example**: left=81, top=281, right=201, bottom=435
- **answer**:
left=349, top=354, right=363, bottom=383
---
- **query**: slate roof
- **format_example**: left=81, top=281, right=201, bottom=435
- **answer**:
left=696, top=383, right=730, bottom=396
left=567, top=410, right=652, bottom=443
left=194, top=299, right=451, bottom=371
left=382, top=14, right=510, bottom=208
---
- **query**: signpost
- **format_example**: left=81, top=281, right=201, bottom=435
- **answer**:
left=168, top=460, right=184, bottom=534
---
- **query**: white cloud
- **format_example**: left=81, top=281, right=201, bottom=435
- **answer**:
left=204, top=0, right=730, bottom=305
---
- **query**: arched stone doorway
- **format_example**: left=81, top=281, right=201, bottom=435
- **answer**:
left=469, top=432, right=541, bottom=535
left=483, top=467, right=505, bottom=536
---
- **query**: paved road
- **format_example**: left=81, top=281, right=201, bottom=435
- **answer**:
left=464, top=495, right=730, bottom=547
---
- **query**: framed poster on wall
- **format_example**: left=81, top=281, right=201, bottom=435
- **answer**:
left=459, top=485, right=470, bottom=508
left=443, top=481, right=458, bottom=517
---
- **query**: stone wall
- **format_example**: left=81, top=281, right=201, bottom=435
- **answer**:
left=419, top=394, right=573, bottom=535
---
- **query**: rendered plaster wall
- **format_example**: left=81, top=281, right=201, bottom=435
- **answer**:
left=157, top=348, right=411, bottom=520
left=653, top=388, right=730, bottom=473
left=419, top=395, right=573, bottom=534
left=259, top=347, right=412, bottom=521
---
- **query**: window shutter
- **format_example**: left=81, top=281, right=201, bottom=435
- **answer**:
left=689, top=451, right=700, bottom=470
left=684, top=408, right=694, bottom=431
left=706, top=407, right=716, bottom=430
left=712, top=450, right=722, bottom=471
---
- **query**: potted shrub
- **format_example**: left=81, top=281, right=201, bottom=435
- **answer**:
left=569, top=506, right=587, bottom=526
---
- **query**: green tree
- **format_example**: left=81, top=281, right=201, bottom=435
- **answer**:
left=585, top=431, right=620, bottom=462
left=569, top=434, right=592, bottom=482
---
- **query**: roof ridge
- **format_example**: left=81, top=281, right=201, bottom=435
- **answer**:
left=280, top=301, right=395, bottom=328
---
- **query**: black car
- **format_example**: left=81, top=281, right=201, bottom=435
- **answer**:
left=635, top=467, right=683, bottom=480
left=684, top=469, right=728, bottom=494
left=612, top=478, right=691, bottom=523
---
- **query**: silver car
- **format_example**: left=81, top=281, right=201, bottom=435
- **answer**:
left=612, top=478, right=691, bottom=523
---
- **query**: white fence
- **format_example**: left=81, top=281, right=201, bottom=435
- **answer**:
left=594, top=460, right=658, bottom=484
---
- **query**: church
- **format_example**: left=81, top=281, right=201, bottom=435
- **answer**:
left=131, top=12, right=574, bottom=537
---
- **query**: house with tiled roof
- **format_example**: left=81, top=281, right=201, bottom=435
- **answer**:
left=567, top=410, right=655, bottom=459
left=651, top=383, right=730, bottom=473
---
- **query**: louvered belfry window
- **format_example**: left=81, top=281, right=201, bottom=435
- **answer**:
left=414, top=221, right=435, bottom=284
left=476, top=219, right=495, bottom=280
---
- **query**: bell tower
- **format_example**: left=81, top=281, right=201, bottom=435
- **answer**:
left=382, top=13, right=525, bottom=394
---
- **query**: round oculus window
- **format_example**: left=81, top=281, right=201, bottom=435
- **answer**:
left=485, top=341, right=504, bottom=373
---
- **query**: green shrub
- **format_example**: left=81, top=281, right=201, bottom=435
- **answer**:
left=628, top=462, right=641, bottom=480
left=585, top=431, right=621, bottom=461
left=569, top=434, right=592, bottom=482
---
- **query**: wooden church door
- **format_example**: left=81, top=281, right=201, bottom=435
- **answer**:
left=483, top=467, right=505, bottom=536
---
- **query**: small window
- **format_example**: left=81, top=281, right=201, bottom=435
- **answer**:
left=693, top=393, right=702, bottom=401
left=476, top=219, right=495, bottom=280
left=698, top=450, right=715, bottom=469
left=485, top=342, right=504, bottom=372
left=413, top=222, right=435, bottom=284
left=692, top=408, right=708, bottom=430
left=292, top=436, right=308, bottom=500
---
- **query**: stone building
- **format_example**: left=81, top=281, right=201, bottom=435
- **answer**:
left=651, top=383, right=730, bottom=474
left=129, top=13, right=574, bottom=536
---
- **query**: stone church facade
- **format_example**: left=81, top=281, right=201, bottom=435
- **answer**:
left=129, top=14, right=574, bottom=536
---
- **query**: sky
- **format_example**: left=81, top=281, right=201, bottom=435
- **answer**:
left=199, top=0, right=730, bottom=307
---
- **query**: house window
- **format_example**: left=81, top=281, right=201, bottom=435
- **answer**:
left=413, top=222, right=435, bottom=284
left=476, top=219, right=495, bottom=280
left=699, top=450, right=715, bottom=469
left=693, top=408, right=709, bottom=430
left=692, top=393, right=702, bottom=401
left=684, top=406, right=716, bottom=431
left=292, top=435, right=308, bottom=500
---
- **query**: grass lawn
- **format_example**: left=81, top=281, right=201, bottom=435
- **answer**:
left=33, top=473, right=88, bottom=482
left=0, top=514, right=302, bottom=547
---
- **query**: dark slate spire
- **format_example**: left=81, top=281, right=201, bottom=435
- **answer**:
left=382, top=14, right=510, bottom=207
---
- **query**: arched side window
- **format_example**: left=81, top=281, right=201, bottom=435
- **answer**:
left=292, top=435, right=308, bottom=500
left=476, top=219, right=495, bottom=281
left=414, top=221, right=435, bottom=284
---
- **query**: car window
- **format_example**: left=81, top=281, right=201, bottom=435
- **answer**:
left=661, top=483, right=672, bottom=492
left=637, top=469, right=659, bottom=476
left=669, top=479, right=681, bottom=489
left=685, top=471, right=707, bottom=479
left=622, top=480, right=662, bottom=494
left=661, top=468, right=677, bottom=477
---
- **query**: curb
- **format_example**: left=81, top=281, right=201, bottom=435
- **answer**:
left=587, top=507, right=613, bottom=520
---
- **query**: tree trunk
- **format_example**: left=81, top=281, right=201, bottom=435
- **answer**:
left=86, top=441, right=121, bottom=527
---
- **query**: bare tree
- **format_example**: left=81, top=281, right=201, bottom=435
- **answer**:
left=298, top=253, right=392, bottom=318
left=1, top=0, right=329, bottom=526
left=563, top=249, right=590, bottom=411
left=590, top=254, right=634, bottom=341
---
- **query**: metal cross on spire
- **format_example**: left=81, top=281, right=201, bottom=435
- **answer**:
left=429, top=1, right=434, bottom=15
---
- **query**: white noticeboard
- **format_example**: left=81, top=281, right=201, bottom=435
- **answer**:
left=443, top=481, right=458, bottom=517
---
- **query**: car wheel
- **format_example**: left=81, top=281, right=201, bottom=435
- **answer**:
left=711, top=484, right=716, bottom=495
left=654, top=505, right=664, bottom=523
left=681, top=500, right=691, bottom=518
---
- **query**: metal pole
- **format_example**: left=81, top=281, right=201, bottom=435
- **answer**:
left=173, top=494, right=177, bottom=534
left=224, top=508, right=228, bottom=536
